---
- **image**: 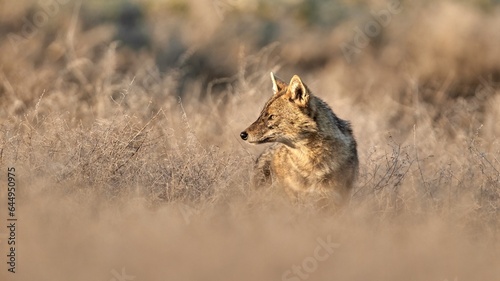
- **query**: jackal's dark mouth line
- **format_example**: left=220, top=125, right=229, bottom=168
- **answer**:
left=249, top=136, right=274, bottom=144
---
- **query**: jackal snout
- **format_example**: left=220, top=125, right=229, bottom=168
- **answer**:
left=240, top=116, right=278, bottom=144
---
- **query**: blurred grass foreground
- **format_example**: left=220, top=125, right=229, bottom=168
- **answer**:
left=0, top=0, right=500, bottom=280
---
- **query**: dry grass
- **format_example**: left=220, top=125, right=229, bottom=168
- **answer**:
left=0, top=0, right=499, bottom=280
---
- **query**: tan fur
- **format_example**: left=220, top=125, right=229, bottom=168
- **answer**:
left=241, top=73, right=359, bottom=208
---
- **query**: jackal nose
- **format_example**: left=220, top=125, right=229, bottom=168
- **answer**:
left=240, top=131, right=248, bottom=140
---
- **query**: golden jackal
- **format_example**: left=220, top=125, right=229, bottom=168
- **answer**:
left=240, top=73, right=358, bottom=207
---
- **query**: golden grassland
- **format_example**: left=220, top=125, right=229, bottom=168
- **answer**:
left=0, top=0, right=499, bottom=280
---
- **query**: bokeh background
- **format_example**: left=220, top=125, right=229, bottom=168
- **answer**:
left=0, top=0, right=499, bottom=280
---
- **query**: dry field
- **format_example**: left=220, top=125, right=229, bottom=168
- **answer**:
left=0, top=0, right=499, bottom=280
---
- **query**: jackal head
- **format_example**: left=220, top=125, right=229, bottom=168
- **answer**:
left=240, top=73, right=318, bottom=147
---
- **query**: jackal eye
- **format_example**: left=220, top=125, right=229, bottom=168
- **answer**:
left=268, top=114, right=275, bottom=120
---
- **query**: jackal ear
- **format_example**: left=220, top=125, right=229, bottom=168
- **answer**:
left=270, top=72, right=287, bottom=94
left=288, top=75, right=309, bottom=106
